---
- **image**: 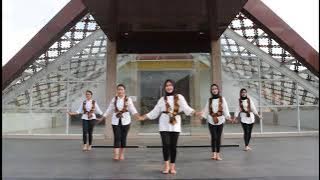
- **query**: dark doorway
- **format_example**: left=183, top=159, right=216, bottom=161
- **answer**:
left=139, top=70, right=192, bottom=129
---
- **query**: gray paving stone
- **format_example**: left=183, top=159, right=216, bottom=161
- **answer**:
left=2, top=137, right=319, bottom=179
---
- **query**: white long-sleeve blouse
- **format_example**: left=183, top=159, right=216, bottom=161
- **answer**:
left=146, top=94, right=194, bottom=132
left=201, top=97, right=231, bottom=125
left=103, top=96, right=138, bottom=125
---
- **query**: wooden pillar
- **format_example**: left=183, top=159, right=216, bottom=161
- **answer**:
left=210, top=39, right=224, bottom=142
left=210, top=39, right=222, bottom=88
left=105, top=38, right=117, bottom=139
left=192, top=60, right=202, bottom=126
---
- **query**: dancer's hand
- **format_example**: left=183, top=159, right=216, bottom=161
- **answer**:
left=232, top=117, right=239, bottom=124
left=258, top=115, right=263, bottom=119
left=67, top=112, right=74, bottom=116
left=96, top=117, right=105, bottom=124
left=226, top=117, right=233, bottom=123
left=133, top=113, right=140, bottom=121
left=229, top=117, right=234, bottom=123
left=138, top=116, right=144, bottom=121
left=194, top=111, right=203, bottom=117
left=138, top=115, right=146, bottom=121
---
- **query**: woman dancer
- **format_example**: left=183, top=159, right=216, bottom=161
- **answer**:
left=201, top=84, right=231, bottom=160
left=139, top=79, right=201, bottom=174
left=98, top=84, right=139, bottom=160
left=233, top=88, right=261, bottom=151
left=68, top=90, right=103, bottom=151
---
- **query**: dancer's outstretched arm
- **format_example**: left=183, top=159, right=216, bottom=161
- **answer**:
left=96, top=98, right=115, bottom=123
left=67, top=103, right=83, bottom=116
left=127, top=97, right=140, bottom=120
left=178, top=94, right=203, bottom=117
left=137, top=98, right=162, bottom=121
left=250, top=99, right=262, bottom=119
left=94, top=102, right=103, bottom=116
left=222, top=97, right=232, bottom=122
left=67, top=112, right=79, bottom=116
left=177, top=94, right=195, bottom=116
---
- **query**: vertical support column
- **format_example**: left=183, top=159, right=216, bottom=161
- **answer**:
left=105, top=38, right=117, bottom=139
left=192, top=59, right=201, bottom=127
left=29, top=85, right=33, bottom=134
left=210, top=39, right=222, bottom=88
left=66, top=59, right=70, bottom=135
left=258, top=58, right=263, bottom=133
left=128, top=56, right=139, bottom=136
left=210, top=39, right=223, bottom=141
left=296, top=82, right=301, bottom=132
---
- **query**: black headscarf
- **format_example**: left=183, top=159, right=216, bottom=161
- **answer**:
left=163, top=79, right=176, bottom=96
left=240, top=88, right=247, bottom=100
left=210, top=84, right=220, bottom=99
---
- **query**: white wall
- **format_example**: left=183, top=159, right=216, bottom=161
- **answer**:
left=2, top=113, right=66, bottom=133
left=299, top=108, right=319, bottom=130
left=262, top=108, right=318, bottom=130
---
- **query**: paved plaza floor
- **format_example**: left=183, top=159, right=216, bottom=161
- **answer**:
left=2, top=136, right=319, bottom=179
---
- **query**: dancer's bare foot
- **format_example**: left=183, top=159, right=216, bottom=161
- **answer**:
left=113, top=154, right=119, bottom=160
left=216, top=153, right=222, bottom=161
left=162, top=161, right=170, bottom=174
left=211, top=152, right=217, bottom=160
left=169, top=163, right=177, bottom=174
left=113, top=148, right=120, bottom=160
left=82, top=144, right=88, bottom=151
left=119, top=153, right=125, bottom=160
left=87, top=145, right=92, bottom=151
left=119, top=148, right=125, bottom=160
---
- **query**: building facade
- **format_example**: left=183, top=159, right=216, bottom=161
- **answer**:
left=2, top=0, right=318, bottom=137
